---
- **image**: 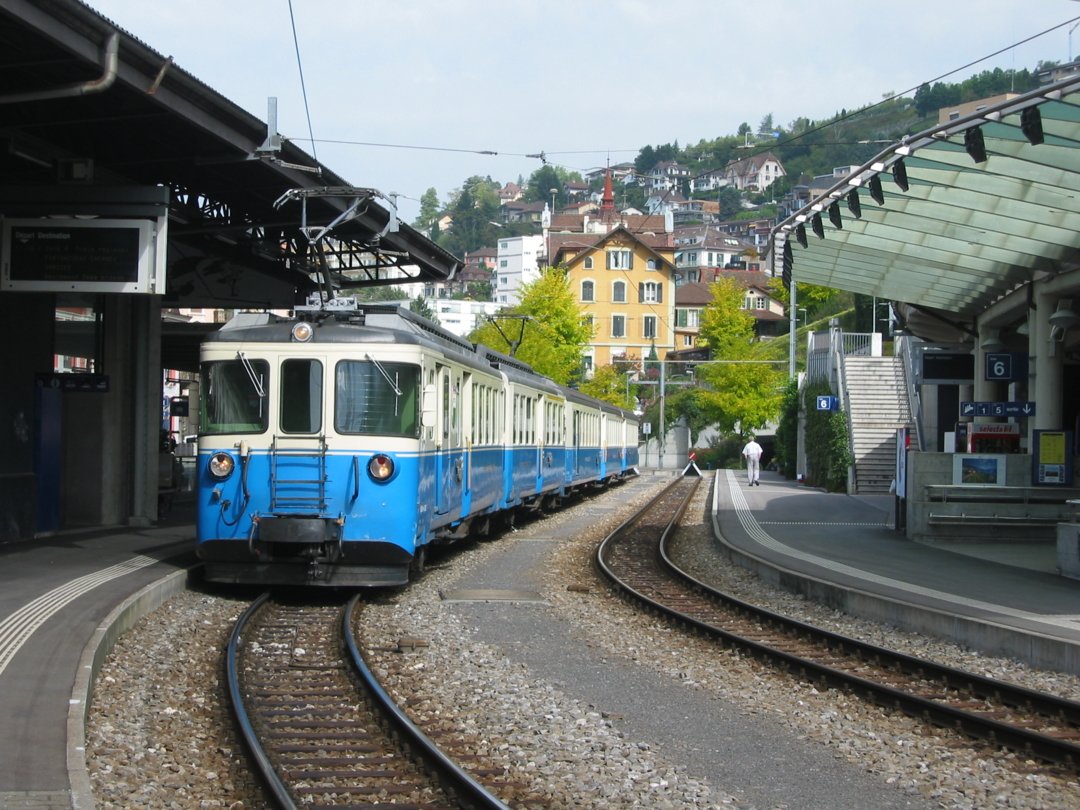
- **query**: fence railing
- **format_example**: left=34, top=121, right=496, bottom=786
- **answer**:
left=804, top=324, right=882, bottom=388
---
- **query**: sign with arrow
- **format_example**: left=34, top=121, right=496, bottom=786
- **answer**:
left=960, top=401, right=1036, bottom=418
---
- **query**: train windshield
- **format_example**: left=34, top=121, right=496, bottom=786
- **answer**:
left=335, top=360, right=419, bottom=437
left=200, top=358, right=270, bottom=434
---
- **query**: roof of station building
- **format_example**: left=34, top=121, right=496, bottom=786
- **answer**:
left=773, top=76, right=1080, bottom=326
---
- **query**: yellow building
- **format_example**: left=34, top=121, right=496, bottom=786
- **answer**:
left=552, top=224, right=677, bottom=373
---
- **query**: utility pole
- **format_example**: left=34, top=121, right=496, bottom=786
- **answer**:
left=788, top=275, right=798, bottom=378
left=659, top=361, right=666, bottom=469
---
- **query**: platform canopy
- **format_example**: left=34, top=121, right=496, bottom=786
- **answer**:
left=773, top=75, right=1080, bottom=327
left=0, top=0, right=460, bottom=308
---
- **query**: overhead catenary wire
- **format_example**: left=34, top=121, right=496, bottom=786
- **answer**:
left=632, top=15, right=1080, bottom=233
left=275, top=13, right=1080, bottom=217
left=287, top=0, right=319, bottom=165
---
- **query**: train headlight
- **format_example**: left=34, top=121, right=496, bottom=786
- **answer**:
left=291, top=322, right=314, bottom=342
left=208, top=452, right=235, bottom=479
left=367, top=454, right=394, bottom=481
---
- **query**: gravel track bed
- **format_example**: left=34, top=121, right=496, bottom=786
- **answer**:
left=85, top=475, right=1080, bottom=808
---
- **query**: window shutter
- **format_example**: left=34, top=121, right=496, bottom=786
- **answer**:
left=628, top=252, right=634, bottom=270
left=657, top=283, right=663, bottom=303
left=638, top=282, right=644, bottom=303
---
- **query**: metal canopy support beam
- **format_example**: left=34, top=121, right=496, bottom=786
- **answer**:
left=0, top=0, right=462, bottom=302
left=772, top=75, right=1080, bottom=324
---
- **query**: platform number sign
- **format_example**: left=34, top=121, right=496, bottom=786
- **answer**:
left=816, top=395, right=837, bottom=411
left=985, top=352, right=1023, bottom=381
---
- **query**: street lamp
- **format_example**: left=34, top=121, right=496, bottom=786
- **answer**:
left=549, top=188, right=557, bottom=212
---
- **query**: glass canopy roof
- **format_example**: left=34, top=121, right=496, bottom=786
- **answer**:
left=772, top=75, right=1080, bottom=321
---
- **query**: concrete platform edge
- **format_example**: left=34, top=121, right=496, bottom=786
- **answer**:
left=709, top=476, right=1080, bottom=677
left=66, top=567, right=196, bottom=810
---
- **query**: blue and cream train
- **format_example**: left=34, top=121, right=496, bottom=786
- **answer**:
left=195, top=298, right=640, bottom=586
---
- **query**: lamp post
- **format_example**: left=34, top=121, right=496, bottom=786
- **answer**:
left=549, top=188, right=557, bottom=213
left=876, top=301, right=891, bottom=335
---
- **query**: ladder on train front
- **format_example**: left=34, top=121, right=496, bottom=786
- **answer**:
left=270, top=435, right=328, bottom=513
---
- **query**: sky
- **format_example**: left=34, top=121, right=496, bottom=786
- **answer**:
left=85, top=0, right=1080, bottom=223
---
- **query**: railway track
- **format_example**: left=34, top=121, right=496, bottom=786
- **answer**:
left=226, top=593, right=530, bottom=808
left=596, top=473, right=1080, bottom=771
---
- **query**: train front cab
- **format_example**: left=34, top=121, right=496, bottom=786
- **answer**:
left=195, top=337, right=428, bottom=587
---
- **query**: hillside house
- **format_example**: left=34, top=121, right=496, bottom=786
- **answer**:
left=723, top=151, right=785, bottom=192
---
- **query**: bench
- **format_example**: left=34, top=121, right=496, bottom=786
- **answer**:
left=924, top=485, right=1080, bottom=528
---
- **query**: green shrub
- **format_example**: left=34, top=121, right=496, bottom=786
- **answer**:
left=802, top=379, right=852, bottom=492
left=774, top=378, right=799, bottom=479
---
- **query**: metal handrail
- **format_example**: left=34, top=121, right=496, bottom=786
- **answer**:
left=895, top=334, right=925, bottom=451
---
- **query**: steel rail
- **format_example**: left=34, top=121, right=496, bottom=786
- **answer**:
left=595, top=477, right=1080, bottom=770
left=224, top=591, right=296, bottom=809
left=342, top=594, right=511, bottom=810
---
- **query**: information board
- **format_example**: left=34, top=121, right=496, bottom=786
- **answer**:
left=1033, top=429, right=1073, bottom=486
left=2, top=218, right=165, bottom=293
left=922, top=352, right=974, bottom=384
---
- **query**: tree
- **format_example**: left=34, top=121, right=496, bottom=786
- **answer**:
left=458, top=279, right=492, bottom=301
left=692, top=278, right=784, bottom=435
left=665, top=387, right=720, bottom=446
left=409, top=295, right=437, bottom=323
left=468, top=268, right=591, bottom=385
left=524, top=165, right=564, bottom=207
left=716, top=186, right=743, bottom=219
left=767, top=278, right=839, bottom=314
left=579, top=364, right=634, bottom=409
left=349, top=285, right=410, bottom=302
left=439, top=176, right=501, bottom=256
left=413, top=187, right=441, bottom=231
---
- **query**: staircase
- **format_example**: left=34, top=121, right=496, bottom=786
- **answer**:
left=843, top=355, right=912, bottom=494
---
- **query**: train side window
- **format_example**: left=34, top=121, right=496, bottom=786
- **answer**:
left=280, top=359, right=322, bottom=433
left=442, top=371, right=450, bottom=443
left=423, top=368, right=436, bottom=438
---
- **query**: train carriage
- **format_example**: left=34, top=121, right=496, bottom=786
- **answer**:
left=195, top=298, right=638, bottom=587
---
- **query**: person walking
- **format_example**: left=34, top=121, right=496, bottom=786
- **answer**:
left=742, top=434, right=763, bottom=486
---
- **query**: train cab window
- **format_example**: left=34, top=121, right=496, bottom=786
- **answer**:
left=200, top=358, right=269, bottom=435
left=280, top=359, right=323, bottom=433
left=334, top=360, right=419, bottom=437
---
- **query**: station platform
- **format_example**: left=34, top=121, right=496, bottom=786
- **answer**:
left=711, top=468, right=1080, bottom=676
left=0, top=503, right=196, bottom=809
left=1, top=475, right=1079, bottom=807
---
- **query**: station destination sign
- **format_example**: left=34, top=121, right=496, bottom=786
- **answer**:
left=1, top=217, right=166, bottom=294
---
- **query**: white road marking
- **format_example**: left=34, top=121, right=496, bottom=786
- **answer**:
left=0, top=555, right=158, bottom=676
